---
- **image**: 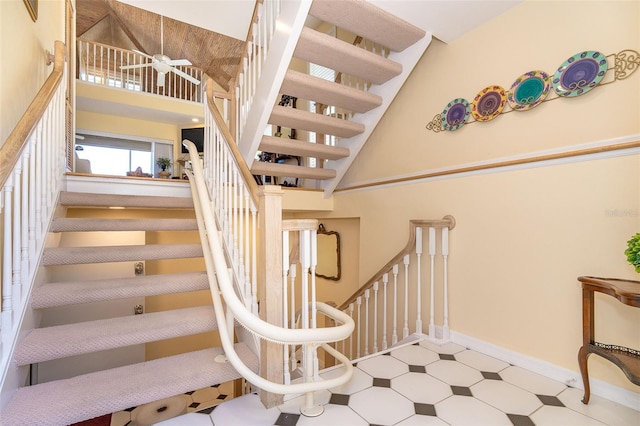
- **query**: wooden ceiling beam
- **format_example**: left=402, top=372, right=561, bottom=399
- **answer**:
left=77, top=12, right=109, bottom=37
left=102, top=0, right=148, bottom=53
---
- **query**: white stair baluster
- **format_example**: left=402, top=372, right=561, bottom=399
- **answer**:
left=442, top=227, right=450, bottom=341
left=403, top=254, right=410, bottom=339
left=364, top=289, right=370, bottom=356
left=392, top=264, right=399, bottom=345
left=415, top=227, right=423, bottom=334
left=12, top=167, right=22, bottom=306
left=289, top=265, right=297, bottom=372
left=348, top=303, right=354, bottom=359
left=356, top=296, right=362, bottom=358
left=382, top=273, right=388, bottom=350
left=428, top=227, right=436, bottom=338
left=3, top=176, right=14, bottom=332
left=21, top=150, right=30, bottom=296
left=372, top=281, right=379, bottom=353
left=282, top=231, right=290, bottom=384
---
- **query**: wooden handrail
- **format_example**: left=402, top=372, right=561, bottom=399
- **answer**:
left=1, top=40, right=66, bottom=189
left=338, top=216, right=456, bottom=311
left=205, top=78, right=260, bottom=206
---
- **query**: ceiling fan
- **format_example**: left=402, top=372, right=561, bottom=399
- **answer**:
left=120, top=16, right=200, bottom=87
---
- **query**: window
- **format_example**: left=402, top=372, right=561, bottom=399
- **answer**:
left=75, top=132, right=172, bottom=176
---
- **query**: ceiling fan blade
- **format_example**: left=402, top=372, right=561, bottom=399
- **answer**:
left=120, top=63, right=152, bottom=70
left=157, top=71, right=166, bottom=87
left=171, top=67, right=201, bottom=85
left=132, top=49, right=154, bottom=60
left=167, top=59, right=192, bottom=66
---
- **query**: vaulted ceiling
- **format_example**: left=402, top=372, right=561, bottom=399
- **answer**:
left=76, top=0, right=247, bottom=91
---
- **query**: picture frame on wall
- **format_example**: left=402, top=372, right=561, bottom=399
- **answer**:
left=23, top=0, right=38, bottom=22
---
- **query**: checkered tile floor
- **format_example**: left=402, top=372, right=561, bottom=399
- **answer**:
left=107, top=381, right=234, bottom=425
left=156, top=339, right=639, bottom=426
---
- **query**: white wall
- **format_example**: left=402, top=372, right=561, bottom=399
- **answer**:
left=0, top=0, right=65, bottom=145
left=334, top=0, right=640, bottom=396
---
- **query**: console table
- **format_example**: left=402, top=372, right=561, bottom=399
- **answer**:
left=577, top=276, right=640, bottom=404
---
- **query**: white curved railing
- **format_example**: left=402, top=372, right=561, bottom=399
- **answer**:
left=184, top=139, right=354, bottom=414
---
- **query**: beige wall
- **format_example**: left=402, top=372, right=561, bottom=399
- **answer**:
left=334, top=0, right=640, bottom=392
left=0, top=0, right=65, bottom=145
left=76, top=110, right=178, bottom=142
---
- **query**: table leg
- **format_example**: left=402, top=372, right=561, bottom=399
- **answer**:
left=578, top=345, right=591, bottom=404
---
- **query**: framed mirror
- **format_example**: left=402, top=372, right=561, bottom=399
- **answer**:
left=315, top=224, right=341, bottom=281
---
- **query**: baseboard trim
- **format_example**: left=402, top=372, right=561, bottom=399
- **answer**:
left=450, top=330, right=640, bottom=411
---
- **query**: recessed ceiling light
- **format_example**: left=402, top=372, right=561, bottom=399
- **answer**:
left=192, top=118, right=200, bottom=123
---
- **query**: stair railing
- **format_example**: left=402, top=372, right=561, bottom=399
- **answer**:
left=77, top=40, right=204, bottom=103
left=204, top=79, right=260, bottom=315
left=184, top=139, right=354, bottom=415
left=0, top=41, right=67, bottom=375
left=338, top=217, right=456, bottom=359
left=234, top=0, right=312, bottom=163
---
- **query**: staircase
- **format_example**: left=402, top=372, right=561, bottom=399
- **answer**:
left=0, top=192, right=258, bottom=426
left=246, top=0, right=431, bottom=194
left=1, top=1, right=435, bottom=424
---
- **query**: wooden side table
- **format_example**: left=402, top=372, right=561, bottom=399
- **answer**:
left=577, top=276, right=640, bottom=404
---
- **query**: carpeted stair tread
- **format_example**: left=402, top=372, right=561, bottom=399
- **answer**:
left=269, top=105, right=364, bottom=139
left=295, top=27, right=402, bottom=85
left=50, top=217, right=198, bottom=232
left=280, top=69, right=382, bottom=114
left=309, top=0, right=426, bottom=52
left=32, top=271, right=209, bottom=308
left=0, top=343, right=258, bottom=426
left=15, top=306, right=218, bottom=365
left=59, top=191, right=194, bottom=209
left=259, top=135, right=349, bottom=161
left=43, top=243, right=203, bottom=265
left=251, top=160, right=337, bottom=181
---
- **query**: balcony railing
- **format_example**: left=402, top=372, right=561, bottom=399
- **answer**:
left=77, top=40, right=204, bottom=103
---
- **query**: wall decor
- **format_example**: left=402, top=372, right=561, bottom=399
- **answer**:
left=471, top=85, right=506, bottom=122
left=552, top=51, right=608, bottom=97
left=23, top=0, right=37, bottom=22
left=506, top=70, right=551, bottom=111
left=426, top=49, right=640, bottom=133
left=441, top=98, right=470, bottom=131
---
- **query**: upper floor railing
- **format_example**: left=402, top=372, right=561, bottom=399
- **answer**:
left=77, top=40, right=204, bottom=103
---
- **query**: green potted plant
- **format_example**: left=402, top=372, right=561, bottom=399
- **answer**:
left=625, top=233, right=640, bottom=273
left=156, top=157, right=172, bottom=178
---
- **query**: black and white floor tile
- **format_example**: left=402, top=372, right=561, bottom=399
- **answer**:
left=108, top=381, right=234, bottom=425
left=156, top=340, right=639, bottom=426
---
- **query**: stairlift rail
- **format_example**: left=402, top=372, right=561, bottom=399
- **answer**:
left=183, top=140, right=354, bottom=398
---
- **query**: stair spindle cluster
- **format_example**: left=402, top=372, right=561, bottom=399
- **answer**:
left=338, top=217, right=456, bottom=361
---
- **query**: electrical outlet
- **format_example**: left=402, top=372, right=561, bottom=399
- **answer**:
left=134, top=262, right=144, bottom=276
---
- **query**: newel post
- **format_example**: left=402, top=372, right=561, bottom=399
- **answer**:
left=257, top=185, right=284, bottom=408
